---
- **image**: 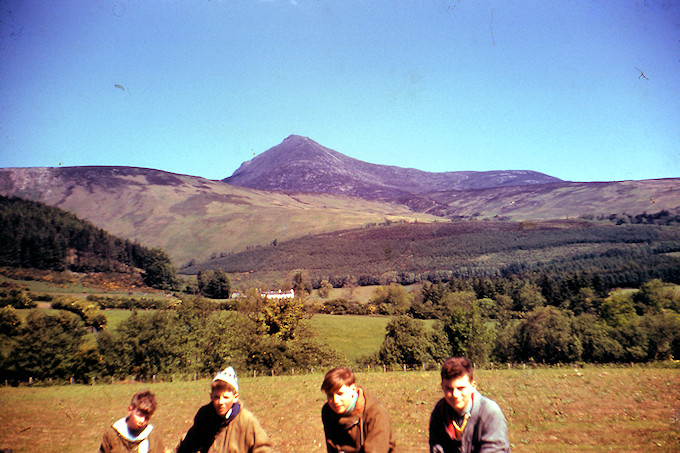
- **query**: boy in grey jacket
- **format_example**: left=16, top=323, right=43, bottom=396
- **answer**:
left=429, top=357, right=510, bottom=453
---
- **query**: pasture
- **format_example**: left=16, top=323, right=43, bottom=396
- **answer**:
left=1, top=365, right=678, bottom=452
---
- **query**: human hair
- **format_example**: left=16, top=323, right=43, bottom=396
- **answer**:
left=211, top=379, right=237, bottom=394
left=130, top=390, right=157, bottom=416
left=321, top=367, right=356, bottom=396
left=440, top=357, right=474, bottom=381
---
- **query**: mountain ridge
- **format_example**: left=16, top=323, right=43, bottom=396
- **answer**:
left=224, top=135, right=564, bottom=198
left=1, top=135, right=679, bottom=264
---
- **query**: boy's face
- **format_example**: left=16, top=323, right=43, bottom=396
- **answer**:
left=211, top=388, right=238, bottom=417
left=126, top=406, right=151, bottom=433
left=441, top=374, right=476, bottom=415
left=327, top=384, right=357, bottom=414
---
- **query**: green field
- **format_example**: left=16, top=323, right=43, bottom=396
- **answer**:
left=94, top=311, right=393, bottom=363
left=1, top=366, right=678, bottom=452
left=306, top=314, right=390, bottom=362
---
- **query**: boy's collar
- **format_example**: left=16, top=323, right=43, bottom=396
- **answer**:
left=113, top=417, right=153, bottom=441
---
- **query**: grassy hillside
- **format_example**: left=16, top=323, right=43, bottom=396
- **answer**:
left=2, top=168, right=678, bottom=268
left=1, top=366, right=678, bottom=452
left=428, top=179, right=680, bottom=220
left=0, top=167, right=442, bottom=265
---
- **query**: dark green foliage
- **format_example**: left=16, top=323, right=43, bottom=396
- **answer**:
left=197, top=269, right=231, bottom=299
left=436, top=300, right=494, bottom=365
left=143, top=248, right=179, bottom=291
left=51, top=296, right=107, bottom=330
left=640, top=311, right=680, bottom=360
left=92, top=292, right=337, bottom=380
left=292, top=271, right=313, bottom=297
left=0, top=195, right=148, bottom=273
left=318, top=298, right=372, bottom=315
left=0, top=306, right=21, bottom=338
left=2, top=311, right=91, bottom=382
left=374, top=316, right=435, bottom=366
left=86, top=294, right=173, bottom=310
left=573, top=314, right=624, bottom=362
left=194, top=218, right=680, bottom=291
left=368, top=284, right=413, bottom=315
left=0, top=286, right=37, bottom=309
left=99, top=310, right=185, bottom=379
left=515, top=306, right=582, bottom=364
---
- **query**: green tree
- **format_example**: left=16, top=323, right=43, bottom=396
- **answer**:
left=200, top=269, right=231, bottom=299
left=512, top=282, right=546, bottom=312
left=4, top=311, right=89, bottom=382
left=376, top=316, right=434, bottom=366
left=640, top=311, right=680, bottom=360
left=144, top=248, right=179, bottom=291
left=292, top=271, right=312, bottom=298
left=517, top=306, right=582, bottom=364
left=99, top=310, right=184, bottom=379
left=369, top=284, right=413, bottom=315
left=318, top=280, right=333, bottom=298
left=201, top=310, right=260, bottom=373
left=437, top=300, right=494, bottom=365
left=599, top=292, right=635, bottom=327
left=573, top=313, right=624, bottom=362
left=633, top=279, right=679, bottom=314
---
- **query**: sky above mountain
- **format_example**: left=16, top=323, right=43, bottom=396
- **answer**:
left=1, top=0, right=678, bottom=183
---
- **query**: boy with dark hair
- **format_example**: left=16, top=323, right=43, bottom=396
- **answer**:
left=429, top=357, right=510, bottom=453
left=100, top=390, right=165, bottom=453
left=320, top=366, right=397, bottom=453
left=176, top=366, right=272, bottom=453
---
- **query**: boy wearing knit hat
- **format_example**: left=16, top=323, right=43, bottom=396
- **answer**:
left=176, top=366, right=272, bottom=453
left=99, top=390, right=166, bottom=453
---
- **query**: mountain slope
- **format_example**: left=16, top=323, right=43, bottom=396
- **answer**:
left=403, top=179, right=680, bottom=220
left=0, top=166, right=440, bottom=264
left=224, top=135, right=563, bottom=198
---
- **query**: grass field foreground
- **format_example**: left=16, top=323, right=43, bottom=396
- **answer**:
left=1, top=366, right=678, bottom=452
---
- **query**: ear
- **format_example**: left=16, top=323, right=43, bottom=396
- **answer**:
left=471, top=380, right=477, bottom=389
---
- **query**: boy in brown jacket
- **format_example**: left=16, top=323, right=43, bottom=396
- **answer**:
left=321, top=367, right=397, bottom=453
left=176, top=366, right=272, bottom=453
left=99, top=390, right=165, bottom=453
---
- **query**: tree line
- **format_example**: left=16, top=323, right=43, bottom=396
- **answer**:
left=0, top=196, right=178, bottom=290
left=358, top=277, right=680, bottom=366
left=1, top=274, right=678, bottom=385
left=0, top=289, right=338, bottom=384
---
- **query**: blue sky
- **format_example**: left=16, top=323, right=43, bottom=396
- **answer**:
left=1, top=0, right=678, bottom=182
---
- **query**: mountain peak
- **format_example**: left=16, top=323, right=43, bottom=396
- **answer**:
left=223, top=135, right=563, bottom=198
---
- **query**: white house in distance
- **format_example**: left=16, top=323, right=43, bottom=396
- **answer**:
left=230, top=289, right=295, bottom=299
left=261, top=289, right=295, bottom=299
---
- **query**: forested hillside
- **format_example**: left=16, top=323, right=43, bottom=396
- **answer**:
left=191, top=215, right=680, bottom=291
left=0, top=196, right=177, bottom=289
